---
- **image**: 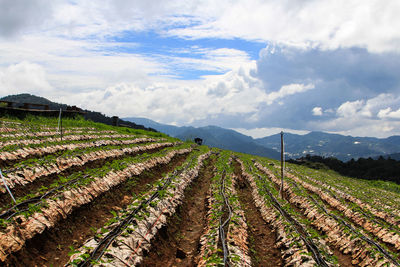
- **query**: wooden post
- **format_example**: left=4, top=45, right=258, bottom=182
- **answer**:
left=280, top=131, right=284, bottom=198
left=58, top=108, right=63, bottom=141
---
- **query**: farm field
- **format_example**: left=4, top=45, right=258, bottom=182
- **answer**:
left=0, top=116, right=400, bottom=266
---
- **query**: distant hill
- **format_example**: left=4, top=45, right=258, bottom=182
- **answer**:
left=125, top=117, right=281, bottom=159
left=255, top=131, right=400, bottom=161
left=1, top=94, right=155, bottom=132
left=128, top=117, right=400, bottom=162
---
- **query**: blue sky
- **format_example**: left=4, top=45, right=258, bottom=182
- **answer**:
left=0, top=0, right=400, bottom=138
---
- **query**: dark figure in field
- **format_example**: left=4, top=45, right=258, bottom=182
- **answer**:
left=194, top=137, right=203, bottom=145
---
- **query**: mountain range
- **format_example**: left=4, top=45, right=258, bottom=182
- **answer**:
left=2, top=93, right=399, bottom=161
left=126, top=117, right=400, bottom=161
left=125, top=117, right=281, bottom=159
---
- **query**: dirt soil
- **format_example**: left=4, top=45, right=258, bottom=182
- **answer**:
left=4, top=153, right=189, bottom=267
left=139, top=157, right=215, bottom=267
left=0, top=145, right=165, bottom=209
left=233, top=161, right=283, bottom=267
left=263, top=168, right=353, bottom=267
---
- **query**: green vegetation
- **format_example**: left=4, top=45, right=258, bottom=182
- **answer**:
left=1, top=113, right=400, bottom=266
left=290, top=154, right=400, bottom=185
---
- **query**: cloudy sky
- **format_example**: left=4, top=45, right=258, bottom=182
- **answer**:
left=1, top=0, right=400, bottom=138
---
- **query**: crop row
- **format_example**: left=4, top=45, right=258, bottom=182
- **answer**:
left=197, top=151, right=251, bottom=266
left=0, top=135, right=168, bottom=165
left=0, top=129, right=119, bottom=142
left=0, top=145, right=192, bottom=262
left=289, top=163, right=400, bottom=219
left=237, top=157, right=323, bottom=266
left=285, top=171, right=400, bottom=253
left=256, top=160, right=399, bottom=266
left=0, top=132, right=148, bottom=150
left=0, top=138, right=169, bottom=194
left=288, top=165, right=400, bottom=229
left=67, top=146, right=211, bottom=266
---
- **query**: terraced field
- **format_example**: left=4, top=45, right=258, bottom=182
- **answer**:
left=0, top=116, right=400, bottom=266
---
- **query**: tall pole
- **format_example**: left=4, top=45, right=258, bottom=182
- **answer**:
left=58, top=108, right=63, bottom=141
left=280, top=131, right=284, bottom=199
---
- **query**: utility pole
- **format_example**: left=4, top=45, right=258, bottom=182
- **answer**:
left=280, top=131, right=284, bottom=199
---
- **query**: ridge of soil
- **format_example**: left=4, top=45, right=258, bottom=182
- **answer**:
left=4, top=153, right=189, bottom=267
left=0, top=145, right=166, bottom=209
left=233, top=161, right=283, bottom=267
left=261, top=167, right=353, bottom=267
left=140, top=157, right=215, bottom=267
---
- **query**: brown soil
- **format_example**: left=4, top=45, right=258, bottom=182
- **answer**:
left=4, top=153, right=189, bottom=267
left=139, top=156, right=215, bottom=267
left=306, top=187, right=399, bottom=263
left=233, top=161, right=283, bottom=267
left=262, top=169, right=354, bottom=267
left=0, top=144, right=166, bottom=211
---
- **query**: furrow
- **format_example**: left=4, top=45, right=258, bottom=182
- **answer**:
left=0, top=138, right=162, bottom=196
left=0, top=147, right=192, bottom=263
left=237, top=159, right=317, bottom=266
left=0, top=132, right=127, bottom=148
left=68, top=151, right=211, bottom=266
left=285, top=172, right=400, bottom=258
left=256, top=162, right=398, bottom=266
left=232, top=159, right=283, bottom=267
left=291, top=171, right=400, bottom=231
left=5, top=151, right=190, bottom=266
left=139, top=155, right=215, bottom=266
left=0, top=136, right=165, bottom=167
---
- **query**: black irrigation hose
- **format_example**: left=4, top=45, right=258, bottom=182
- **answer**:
left=307, top=193, right=400, bottom=266
left=255, top=174, right=330, bottom=267
left=0, top=175, right=89, bottom=220
left=285, top=173, right=400, bottom=266
left=218, top=170, right=233, bottom=267
left=77, top=173, right=177, bottom=267
left=77, top=156, right=196, bottom=267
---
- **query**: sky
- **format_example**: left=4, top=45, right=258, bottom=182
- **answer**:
left=1, top=0, right=400, bottom=138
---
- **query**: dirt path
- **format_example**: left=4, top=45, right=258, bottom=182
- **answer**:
left=140, top=157, right=215, bottom=267
left=4, top=153, right=189, bottom=267
left=233, top=161, right=283, bottom=267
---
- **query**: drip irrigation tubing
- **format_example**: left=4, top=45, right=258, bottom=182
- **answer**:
left=218, top=170, right=233, bottom=267
left=255, top=174, right=330, bottom=267
left=0, top=175, right=89, bottom=220
left=285, top=173, right=400, bottom=266
left=77, top=156, right=196, bottom=267
left=307, top=192, right=400, bottom=266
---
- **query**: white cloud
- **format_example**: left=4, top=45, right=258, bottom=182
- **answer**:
left=337, top=100, right=364, bottom=117
left=312, top=107, right=323, bottom=116
left=1, top=0, right=400, bottom=139
left=233, top=127, right=310, bottom=138
left=307, top=94, right=400, bottom=137
left=378, top=107, right=400, bottom=119
left=54, top=63, right=269, bottom=125
left=336, top=94, right=400, bottom=119
left=265, top=83, right=315, bottom=105
left=0, top=61, right=52, bottom=95
left=165, top=0, right=400, bottom=53
left=2, top=1, right=400, bottom=53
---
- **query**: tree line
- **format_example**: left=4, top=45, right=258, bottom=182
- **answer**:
left=288, top=155, right=400, bottom=184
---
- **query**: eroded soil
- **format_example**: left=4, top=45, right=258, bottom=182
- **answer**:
left=233, top=161, right=283, bottom=267
left=140, top=156, right=215, bottom=267
left=5, top=153, right=189, bottom=267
